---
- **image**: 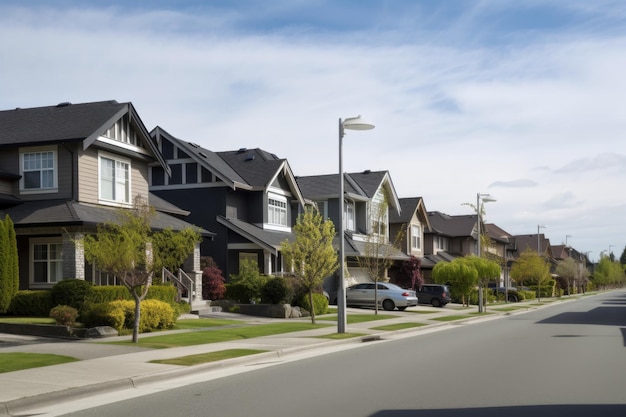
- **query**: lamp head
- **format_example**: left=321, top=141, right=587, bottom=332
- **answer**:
left=342, top=115, right=375, bottom=131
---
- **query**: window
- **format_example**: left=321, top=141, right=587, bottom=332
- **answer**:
left=436, top=236, right=449, bottom=252
left=268, top=196, right=288, bottom=226
left=411, top=225, right=421, bottom=250
left=32, top=240, right=63, bottom=284
left=345, top=202, right=355, bottom=231
left=100, top=154, right=130, bottom=204
left=20, top=149, right=57, bottom=191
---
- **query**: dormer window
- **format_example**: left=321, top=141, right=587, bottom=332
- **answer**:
left=411, top=224, right=421, bottom=250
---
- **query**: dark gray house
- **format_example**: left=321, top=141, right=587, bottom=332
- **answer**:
left=148, top=127, right=305, bottom=278
left=0, top=101, right=211, bottom=300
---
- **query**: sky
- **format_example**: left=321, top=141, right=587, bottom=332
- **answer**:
left=1, top=0, right=625, bottom=262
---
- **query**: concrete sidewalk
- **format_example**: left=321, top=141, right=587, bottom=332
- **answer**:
left=0, top=301, right=555, bottom=416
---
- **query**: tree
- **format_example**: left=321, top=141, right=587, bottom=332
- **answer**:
left=0, top=215, right=19, bottom=314
left=82, top=198, right=200, bottom=343
left=281, top=207, right=339, bottom=324
left=357, top=191, right=405, bottom=314
left=472, top=256, right=501, bottom=312
left=593, top=255, right=625, bottom=289
left=555, top=257, right=579, bottom=295
left=397, top=255, right=423, bottom=290
left=433, top=257, right=478, bottom=307
left=510, top=248, right=551, bottom=301
left=619, top=246, right=626, bottom=266
left=201, top=257, right=226, bottom=300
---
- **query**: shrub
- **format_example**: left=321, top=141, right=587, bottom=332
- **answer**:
left=140, top=299, right=176, bottom=332
left=227, top=259, right=267, bottom=303
left=296, top=292, right=328, bottom=316
left=261, top=276, right=290, bottom=304
left=201, top=257, right=226, bottom=300
left=146, top=285, right=177, bottom=305
left=51, top=279, right=93, bottom=311
left=49, top=305, right=78, bottom=326
left=87, top=286, right=131, bottom=303
left=7, top=290, right=54, bottom=316
left=80, top=302, right=126, bottom=330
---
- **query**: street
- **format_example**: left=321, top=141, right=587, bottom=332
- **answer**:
left=58, top=291, right=626, bottom=416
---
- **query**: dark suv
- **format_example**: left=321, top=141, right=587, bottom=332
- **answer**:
left=416, top=284, right=451, bottom=307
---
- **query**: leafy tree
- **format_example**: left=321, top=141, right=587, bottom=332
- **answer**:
left=357, top=191, right=405, bottom=314
left=227, top=259, right=267, bottom=303
left=201, top=257, right=226, bottom=300
left=510, top=248, right=551, bottom=301
left=555, top=257, right=582, bottom=295
left=619, top=246, right=626, bottom=266
left=433, top=257, right=478, bottom=307
left=151, top=227, right=202, bottom=274
left=397, top=255, right=422, bottom=290
left=281, top=207, right=339, bottom=324
left=0, top=215, right=19, bottom=314
left=593, top=255, right=625, bottom=289
left=82, top=198, right=200, bottom=343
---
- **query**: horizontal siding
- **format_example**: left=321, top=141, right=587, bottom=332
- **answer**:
left=77, top=147, right=99, bottom=204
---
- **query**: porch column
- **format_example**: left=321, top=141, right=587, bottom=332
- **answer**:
left=62, top=233, right=85, bottom=280
left=183, top=243, right=203, bottom=303
left=263, top=250, right=273, bottom=275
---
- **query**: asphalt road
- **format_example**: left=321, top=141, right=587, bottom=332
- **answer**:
left=52, top=291, right=626, bottom=416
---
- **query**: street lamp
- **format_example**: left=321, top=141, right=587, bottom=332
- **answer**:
left=537, top=225, right=548, bottom=254
left=338, top=116, right=375, bottom=333
left=476, top=193, right=496, bottom=313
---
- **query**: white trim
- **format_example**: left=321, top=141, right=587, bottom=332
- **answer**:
left=19, top=145, right=58, bottom=194
left=98, top=150, right=132, bottom=206
left=29, top=237, right=63, bottom=287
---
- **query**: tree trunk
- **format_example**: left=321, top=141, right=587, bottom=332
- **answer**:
left=308, top=290, right=316, bottom=325
left=132, top=292, right=141, bottom=343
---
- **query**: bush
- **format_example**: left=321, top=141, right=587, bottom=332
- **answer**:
left=80, top=302, right=125, bottom=330
left=261, top=276, right=290, bottom=304
left=227, top=259, right=267, bottom=303
left=140, top=299, right=176, bottom=331
left=49, top=305, right=78, bottom=326
left=296, top=292, right=328, bottom=316
left=51, top=279, right=93, bottom=311
left=201, top=257, right=226, bottom=300
left=8, top=290, right=54, bottom=316
left=87, top=286, right=131, bottom=303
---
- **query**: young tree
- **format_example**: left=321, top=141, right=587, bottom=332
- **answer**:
left=82, top=198, right=200, bottom=342
left=201, top=257, right=226, bottom=301
left=433, top=257, right=478, bottom=307
left=593, top=256, right=625, bottom=289
left=555, top=257, right=579, bottom=295
left=0, top=215, right=18, bottom=314
left=397, top=255, right=423, bottom=290
left=281, top=207, right=339, bottom=324
left=510, top=248, right=551, bottom=301
left=357, top=191, right=405, bottom=314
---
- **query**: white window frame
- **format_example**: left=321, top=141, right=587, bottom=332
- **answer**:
left=98, top=152, right=131, bottom=205
left=267, top=193, right=288, bottom=230
left=411, top=224, right=421, bottom=250
left=345, top=201, right=355, bottom=231
left=19, top=146, right=58, bottom=194
left=30, top=237, right=63, bottom=286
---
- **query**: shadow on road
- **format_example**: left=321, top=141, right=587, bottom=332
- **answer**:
left=371, top=404, right=626, bottom=417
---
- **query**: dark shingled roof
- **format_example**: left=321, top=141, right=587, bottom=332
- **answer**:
left=0, top=100, right=126, bottom=147
left=390, top=197, right=423, bottom=224
left=427, top=211, right=477, bottom=237
left=217, top=148, right=286, bottom=188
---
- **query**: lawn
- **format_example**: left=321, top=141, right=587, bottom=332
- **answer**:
left=318, top=313, right=397, bottom=324
left=0, top=352, right=78, bottom=373
left=150, top=349, right=267, bottom=366
left=108, top=322, right=333, bottom=349
left=371, top=322, right=427, bottom=331
left=173, top=318, right=244, bottom=329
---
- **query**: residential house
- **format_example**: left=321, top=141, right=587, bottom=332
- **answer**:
left=296, top=170, right=407, bottom=301
left=148, top=127, right=305, bottom=279
left=484, top=223, right=515, bottom=287
left=0, top=101, right=211, bottom=303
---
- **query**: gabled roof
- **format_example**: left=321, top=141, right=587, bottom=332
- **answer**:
left=0, top=100, right=169, bottom=174
left=217, top=216, right=294, bottom=255
left=511, top=234, right=552, bottom=256
left=427, top=211, right=477, bottom=237
left=297, top=170, right=400, bottom=212
left=389, top=197, right=432, bottom=232
left=0, top=199, right=214, bottom=237
left=484, top=223, right=513, bottom=244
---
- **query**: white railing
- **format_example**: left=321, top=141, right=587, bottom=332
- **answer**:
left=162, top=268, right=195, bottom=302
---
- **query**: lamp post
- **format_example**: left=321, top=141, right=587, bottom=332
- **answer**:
left=338, top=116, right=375, bottom=333
left=476, top=193, right=496, bottom=313
left=537, top=224, right=547, bottom=301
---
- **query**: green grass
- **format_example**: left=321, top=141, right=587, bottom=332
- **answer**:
left=108, top=322, right=332, bottom=349
left=0, top=317, right=56, bottom=324
left=491, top=306, right=528, bottom=312
left=172, top=318, right=244, bottom=329
left=371, top=322, right=427, bottom=331
left=318, top=314, right=397, bottom=324
left=0, top=352, right=78, bottom=373
left=150, top=349, right=266, bottom=366
left=406, top=310, right=439, bottom=315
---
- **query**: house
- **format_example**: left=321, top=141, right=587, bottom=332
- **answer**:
left=484, top=223, right=515, bottom=287
left=0, top=101, right=211, bottom=303
left=296, top=170, right=408, bottom=301
left=148, top=127, right=305, bottom=279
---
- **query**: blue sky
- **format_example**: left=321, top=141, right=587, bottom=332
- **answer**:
left=2, top=0, right=626, bottom=261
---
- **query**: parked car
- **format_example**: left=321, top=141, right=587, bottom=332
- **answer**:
left=346, top=282, right=418, bottom=311
left=487, top=283, right=520, bottom=302
left=416, top=284, right=451, bottom=307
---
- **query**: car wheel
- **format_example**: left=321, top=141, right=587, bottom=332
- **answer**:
left=431, top=298, right=441, bottom=308
left=397, top=306, right=407, bottom=311
left=382, top=299, right=395, bottom=311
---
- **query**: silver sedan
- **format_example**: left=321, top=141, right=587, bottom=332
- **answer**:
left=346, top=282, right=418, bottom=311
